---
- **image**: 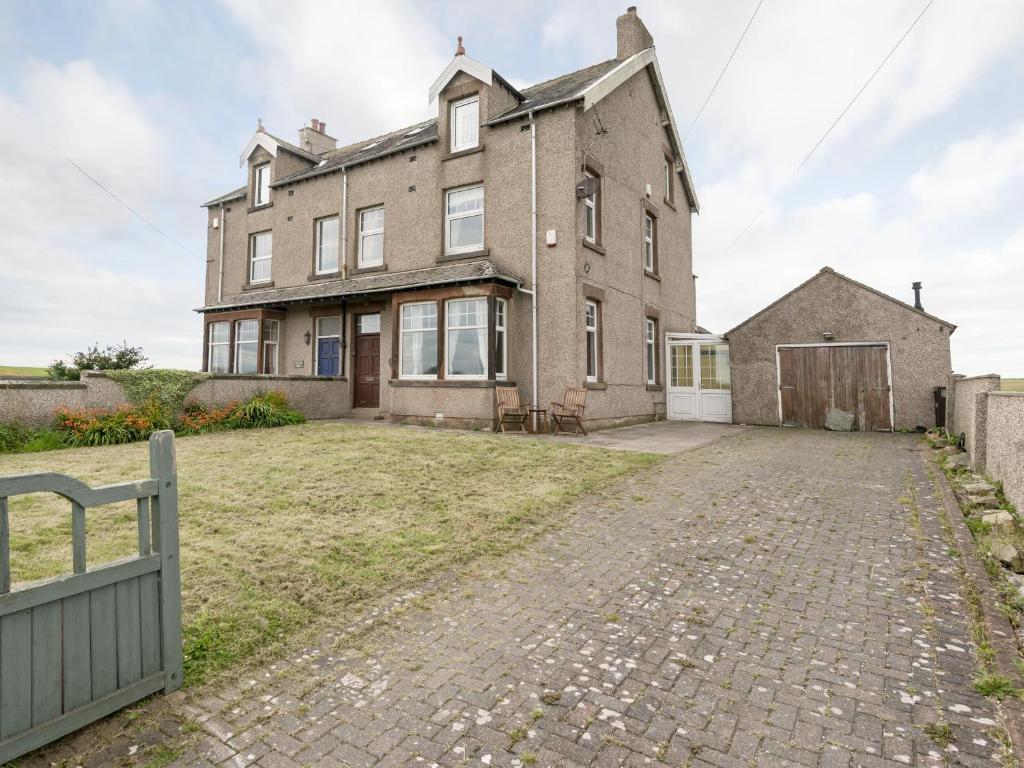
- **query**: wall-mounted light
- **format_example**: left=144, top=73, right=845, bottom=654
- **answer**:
left=822, top=331, right=835, bottom=341
left=304, top=331, right=312, bottom=346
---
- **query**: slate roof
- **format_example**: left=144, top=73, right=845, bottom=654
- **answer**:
left=202, top=186, right=246, bottom=208
left=197, top=259, right=521, bottom=313
left=487, top=58, right=620, bottom=124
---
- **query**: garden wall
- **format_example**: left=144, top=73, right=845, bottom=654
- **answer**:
left=0, top=371, right=348, bottom=426
left=951, top=375, right=1024, bottom=513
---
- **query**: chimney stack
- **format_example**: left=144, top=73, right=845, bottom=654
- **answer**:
left=298, top=118, right=337, bottom=155
left=616, top=6, right=654, bottom=60
left=912, top=281, right=923, bottom=310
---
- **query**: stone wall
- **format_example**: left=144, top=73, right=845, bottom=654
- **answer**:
left=976, top=391, right=1024, bottom=514
left=0, top=371, right=348, bottom=426
left=950, top=374, right=1001, bottom=464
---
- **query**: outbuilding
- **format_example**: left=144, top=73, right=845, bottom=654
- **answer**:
left=724, top=267, right=955, bottom=431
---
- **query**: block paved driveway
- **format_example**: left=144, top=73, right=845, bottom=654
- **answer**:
left=42, top=428, right=1012, bottom=767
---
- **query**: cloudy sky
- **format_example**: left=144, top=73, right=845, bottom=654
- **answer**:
left=1, top=0, right=1021, bottom=374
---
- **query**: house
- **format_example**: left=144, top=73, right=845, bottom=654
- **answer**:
left=720, top=267, right=955, bottom=431
left=197, top=7, right=699, bottom=430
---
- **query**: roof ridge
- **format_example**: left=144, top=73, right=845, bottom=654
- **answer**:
left=323, top=117, right=439, bottom=159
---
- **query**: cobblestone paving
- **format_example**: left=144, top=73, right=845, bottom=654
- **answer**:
left=36, top=429, right=1014, bottom=767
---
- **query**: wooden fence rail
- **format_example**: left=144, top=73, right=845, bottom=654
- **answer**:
left=0, top=430, right=182, bottom=763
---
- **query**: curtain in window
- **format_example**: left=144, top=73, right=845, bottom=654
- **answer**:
left=447, top=298, right=487, bottom=377
left=401, top=303, right=438, bottom=376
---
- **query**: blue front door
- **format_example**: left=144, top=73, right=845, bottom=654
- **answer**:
left=317, top=338, right=340, bottom=376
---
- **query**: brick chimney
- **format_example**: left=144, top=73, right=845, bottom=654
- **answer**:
left=298, top=118, right=337, bottom=155
left=616, top=6, right=654, bottom=60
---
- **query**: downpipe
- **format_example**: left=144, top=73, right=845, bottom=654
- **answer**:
left=529, top=110, right=539, bottom=431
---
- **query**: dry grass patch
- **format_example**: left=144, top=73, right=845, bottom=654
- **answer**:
left=0, top=364, right=46, bottom=376
left=1002, top=378, right=1024, bottom=392
left=0, top=422, right=657, bottom=686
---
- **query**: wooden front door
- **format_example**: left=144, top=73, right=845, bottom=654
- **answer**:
left=353, top=314, right=380, bottom=408
left=778, top=344, right=892, bottom=431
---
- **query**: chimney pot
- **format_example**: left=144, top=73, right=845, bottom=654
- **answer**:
left=912, top=281, right=923, bottom=311
left=318, top=121, right=326, bottom=134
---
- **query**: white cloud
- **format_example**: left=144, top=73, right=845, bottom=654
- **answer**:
left=910, top=122, right=1024, bottom=217
left=220, top=0, right=450, bottom=146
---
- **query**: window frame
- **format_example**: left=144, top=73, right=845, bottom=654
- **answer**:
left=398, top=301, right=439, bottom=380
left=233, top=318, right=259, bottom=374
left=262, top=319, right=280, bottom=375
left=445, top=297, right=489, bottom=381
left=645, top=318, right=657, bottom=385
left=249, top=230, right=273, bottom=284
left=584, top=171, right=598, bottom=243
left=663, top=157, right=673, bottom=204
left=643, top=214, right=655, bottom=272
left=494, top=297, right=507, bottom=381
left=254, top=163, right=271, bottom=207
left=314, top=315, right=343, bottom=377
left=450, top=95, right=480, bottom=153
left=314, top=216, right=340, bottom=275
left=585, top=299, right=600, bottom=383
left=357, top=206, right=385, bottom=269
left=444, top=184, right=485, bottom=255
left=207, top=322, right=230, bottom=374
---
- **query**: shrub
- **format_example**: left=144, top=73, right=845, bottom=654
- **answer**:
left=0, top=422, right=29, bottom=452
left=106, top=369, right=209, bottom=420
left=48, top=341, right=148, bottom=381
left=54, top=398, right=167, bottom=447
left=177, top=400, right=237, bottom=435
left=227, top=391, right=305, bottom=430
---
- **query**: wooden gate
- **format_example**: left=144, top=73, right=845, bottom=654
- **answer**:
left=0, top=431, right=183, bottom=763
left=778, top=344, right=892, bottom=431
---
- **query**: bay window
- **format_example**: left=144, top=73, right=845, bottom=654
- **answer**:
left=315, top=217, right=339, bottom=274
left=399, top=302, right=438, bottom=378
left=250, top=231, right=272, bottom=283
left=358, top=207, right=384, bottom=268
left=450, top=96, right=480, bottom=152
left=208, top=322, right=229, bottom=373
left=445, top=185, right=484, bottom=255
left=234, top=319, right=259, bottom=374
left=495, top=298, right=507, bottom=381
left=446, top=298, right=488, bottom=379
left=262, top=319, right=280, bottom=374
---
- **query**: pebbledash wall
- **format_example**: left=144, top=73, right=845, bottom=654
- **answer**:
left=0, top=371, right=348, bottom=427
left=950, top=375, right=1024, bottom=514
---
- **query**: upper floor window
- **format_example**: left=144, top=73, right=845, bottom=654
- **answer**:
left=664, top=157, right=673, bottom=203
left=446, top=297, right=488, bottom=379
left=262, top=319, right=280, bottom=375
left=234, top=319, right=259, bottom=374
left=450, top=96, right=480, bottom=152
left=208, top=322, right=229, bottom=373
left=358, top=207, right=385, bottom=268
left=400, top=302, right=438, bottom=378
left=645, top=318, right=657, bottom=385
left=254, top=164, right=271, bottom=207
left=583, top=172, right=599, bottom=243
left=495, top=298, right=507, bottom=381
left=250, top=231, right=272, bottom=283
left=643, top=214, right=656, bottom=272
left=315, top=217, right=339, bottom=274
left=445, top=185, right=484, bottom=255
left=585, top=300, right=600, bottom=383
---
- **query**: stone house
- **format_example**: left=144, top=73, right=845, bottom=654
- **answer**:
left=197, top=7, right=699, bottom=429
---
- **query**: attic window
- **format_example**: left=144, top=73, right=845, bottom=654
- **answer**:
left=254, top=164, right=271, bottom=206
left=450, top=96, right=479, bottom=152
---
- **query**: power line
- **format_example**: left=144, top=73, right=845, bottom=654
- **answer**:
left=717, top=0, right=935, bottom=257
left=683, top=0, right=766, bottom=142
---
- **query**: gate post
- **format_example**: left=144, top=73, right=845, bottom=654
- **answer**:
left=149, top=430, right=184, bottom=692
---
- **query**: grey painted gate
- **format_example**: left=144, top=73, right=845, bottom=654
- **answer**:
left=0, top=430, right=183, bottom=763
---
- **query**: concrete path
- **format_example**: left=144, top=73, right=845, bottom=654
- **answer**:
left=28, top=429, right=1012, bottom=767
left=567, top=419, right=745, bottom=454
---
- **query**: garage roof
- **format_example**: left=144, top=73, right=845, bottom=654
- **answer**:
left=725, top=267, right=957, bottom=337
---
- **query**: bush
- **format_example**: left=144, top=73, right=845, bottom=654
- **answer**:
left=48, top=341, right=148, bottom=381
left=0, top=422, right=29, bottom=452
left=227, top=391, right=305, bottom=430
left=54, top=397, right=168, bottom=447
left=106, top=369, right=209, bottom=420
left=0, top=422, right=70, bottom=454
left=177, top=400, right=237, bottom=435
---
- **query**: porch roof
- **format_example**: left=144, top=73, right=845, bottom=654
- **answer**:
left=196, top=259, right=522, bottom=313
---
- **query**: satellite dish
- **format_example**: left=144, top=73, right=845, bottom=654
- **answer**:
left=575, top=176, right=599, bottom=199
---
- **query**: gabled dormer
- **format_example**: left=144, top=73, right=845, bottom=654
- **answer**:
left=429, top=37, right=523, bottom=157
left=238, top=120, right=324, bottom=209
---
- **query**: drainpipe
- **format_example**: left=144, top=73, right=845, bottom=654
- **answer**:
left=340, top=167, right=348, bottom=278
left=217, top=202, right=225, bottom=302
left=529, top=110, right=539, bottom=430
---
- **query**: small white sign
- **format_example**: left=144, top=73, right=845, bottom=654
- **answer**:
left=546, top=229, right=557, bottom=247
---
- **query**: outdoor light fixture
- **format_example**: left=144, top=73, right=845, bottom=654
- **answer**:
left=304, top=331, right=312, bottom=346
left=822, top=331, right=835, bottom=341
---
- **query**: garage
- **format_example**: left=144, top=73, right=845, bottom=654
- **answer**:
left=725, top=267, right=956, bottom=431
left=777, top=343, right=892, bottom=430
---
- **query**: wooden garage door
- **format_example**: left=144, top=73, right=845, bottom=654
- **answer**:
left=778, top=345, right=892, bottom=431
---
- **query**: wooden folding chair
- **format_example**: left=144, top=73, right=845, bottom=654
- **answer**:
left=495, top=386, right=529, bottom=433
left=551, top=386, right=588, bottom=436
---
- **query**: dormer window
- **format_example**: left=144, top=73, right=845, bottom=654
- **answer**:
left=450, top=96, right=480, bottom=152
left=254, top=163, right=271, bottom=206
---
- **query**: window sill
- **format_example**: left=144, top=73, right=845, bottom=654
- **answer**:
left=643, top=269, right=661, bottom=282
left=308, top=271, right=342, bottom=282
left=243, top=281, right=275, bottom=291
left=211, top=373, right=347, bottom=381
left=247, top=202, right=273, bottom=214
left=585, top=381, right=608, bottom=391
left=389, top=378, right=513, bottom=389
left=437, top=248, right=490, bottom=263
left=662, top=197, right=677, bottom=211
left=444, top=144, right=485, bottom=161
left=582, top=238, right=606, bottom=256
left=645, top=384, right=663, bottom=392
left=351, top=263, right=387, bottom=275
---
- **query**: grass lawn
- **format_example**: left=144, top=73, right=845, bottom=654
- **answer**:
left=1002, top=379, right=1024, bottom=392
left=0, top=422, right=657, bottom=686
left=0, top=364, right=46, bottom=376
